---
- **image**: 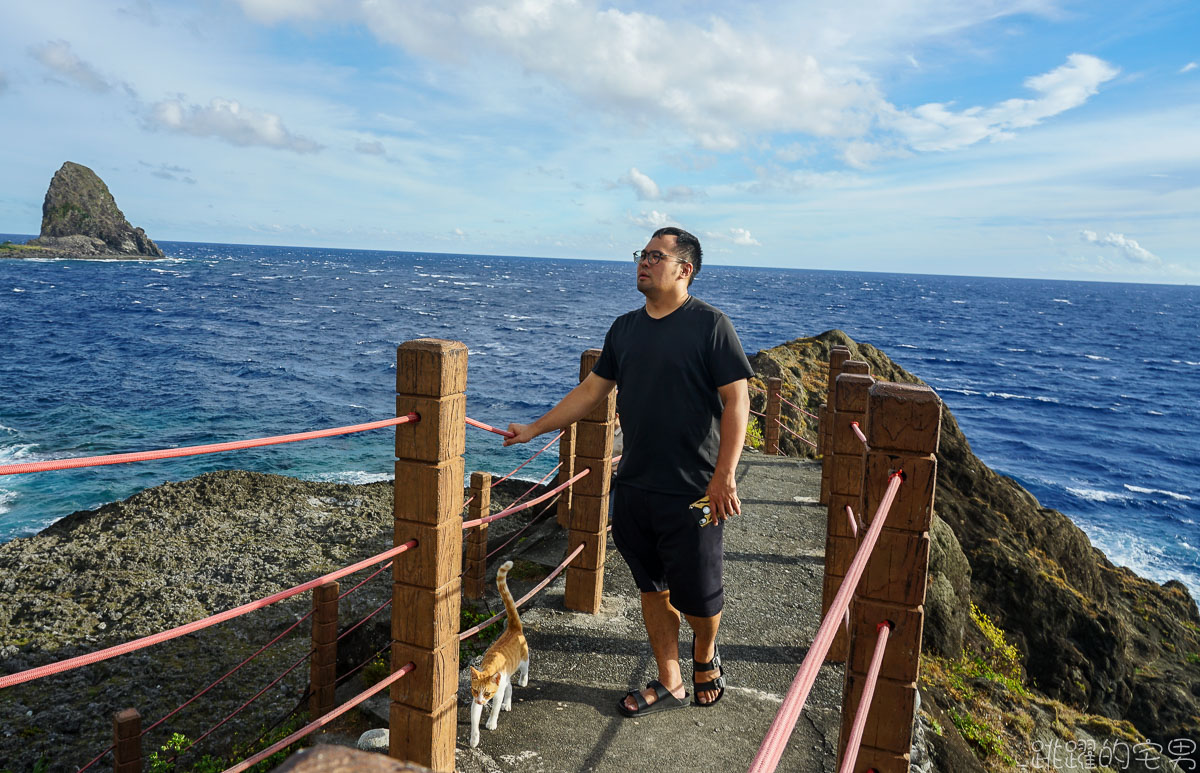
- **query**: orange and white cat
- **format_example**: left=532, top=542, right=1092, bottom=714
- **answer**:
left=468, top=560, right=530, bottom=748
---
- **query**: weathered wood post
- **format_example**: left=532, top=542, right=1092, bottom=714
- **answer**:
left=819, top=345, right=852, bottom=505
left=391, top=339, right=467, bottom=770
left=556, top=423, right=577, bottom=528
left=837, top=382, right=941, bottom=773
left=822, top=363, right=873, bottom=663
left=463, top=472, right=491, bottom=600
left=764, top=377, right=783, bottom=455
left=309, top=581, right=340, bottom=719
left=564, top=349, right=616, bottom=614
left=113, top=708, right=141, bottom=773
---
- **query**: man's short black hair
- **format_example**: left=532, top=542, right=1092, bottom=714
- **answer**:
left=652, top=226, right=702, bottom=284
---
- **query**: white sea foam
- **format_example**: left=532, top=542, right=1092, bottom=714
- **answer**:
left=1084, top=354, right=1110, bottom=361
left=1147, top=410, right=1165, bottom=416
left=1085, top=528, right=1199, bottom=598
left=896, top=344, right=918, bottom=349
left=307, top=470, right=393, bottom=485
left=12, top=288, right=26, bottom=293
left=951, top=300, right=966, bottom=304
left=985, top=391, right=1059, bottom=403
left=1066, top=486, right=1130, bottom=503
left=1052, top=298, right=1072, bottom=304
left=0, top=488, right=16, bottom=515
left=1124, top=484, right=1192, bottom=501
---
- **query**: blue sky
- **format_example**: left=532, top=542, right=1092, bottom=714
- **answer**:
left=0, top=0, right=1196, bottom=282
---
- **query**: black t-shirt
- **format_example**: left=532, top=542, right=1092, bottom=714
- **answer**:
left=592, top=296, right=754, bottom=496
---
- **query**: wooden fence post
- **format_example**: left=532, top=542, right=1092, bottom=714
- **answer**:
left=819, top=345, right=851, bottom=505
left=463, top=472, right=491, bottom=600
left=310, top=581, right=340, bottom=719
left=838, top=382, right=941, bottom=773
left=113, top=708, right=141, bottom=773
left=564, top=349, right=616, bottom=614
left=822, top=363, right=873, bottom=663
left=556, top=423, right=577, bottom=529
left=390, top=339, right=467, bottom=770
left=764, top=377, right=782, bottom=455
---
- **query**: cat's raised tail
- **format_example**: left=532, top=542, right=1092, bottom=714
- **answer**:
left=496, top=560, right=522, bottom=634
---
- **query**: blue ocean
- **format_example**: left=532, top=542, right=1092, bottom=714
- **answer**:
left=1, top=237, right=1197, bottom=598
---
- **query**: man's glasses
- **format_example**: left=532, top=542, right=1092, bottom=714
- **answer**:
left=633, top=249, right=689, bottom=266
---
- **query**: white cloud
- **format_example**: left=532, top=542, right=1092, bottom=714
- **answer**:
left=1182, top=62, right=1198, bottom=74
left=1080, top=230, right=1161, bottom=265
left=888, top=54, right=1119, bottom=152
left=707, top=228, right=762, bottom=247
left=621, top=167, right=695, bottom=201
left=30, top=40, right=113, bottom=93
left=624, top=167, right=660, bottom=200
left=631, top=210, right=675, bottom=229
left=355, top=139, right=386, bottom=156
left=237, top=0, right=345, bottom=24
left=146, top=98, right=323, bottom=153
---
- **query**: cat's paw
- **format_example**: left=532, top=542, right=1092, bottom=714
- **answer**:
left=518, top=675, right=529, bottom=687
left=486, top=718, right=499, bottom=730
left=469, top=731, right=480, bottom=748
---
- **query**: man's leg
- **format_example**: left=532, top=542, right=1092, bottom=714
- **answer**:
left=685, top=611, right=723, bottom=705
left=622, top=590, right=687, bottom=711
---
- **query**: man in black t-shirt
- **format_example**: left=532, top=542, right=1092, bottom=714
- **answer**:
left=505, top=226, right=752, bottom=717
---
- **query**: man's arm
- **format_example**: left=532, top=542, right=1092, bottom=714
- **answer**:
left=706, top=378, right=749, bottom=521
left=504, top=372, right=616, bottom=446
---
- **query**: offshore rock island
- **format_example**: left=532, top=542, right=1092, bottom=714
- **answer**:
left=1, top=161, right=165, bottom=260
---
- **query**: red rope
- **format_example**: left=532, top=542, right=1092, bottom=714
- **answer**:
left=844, top=505, right=858, bottom=538
left=486, top=496, right=560, bottom=560
left=503, top=463, right=563, bottom=511
left=0, top=415, right=418, bottom=476
left=749, top=409, right=767, bottom=418
left=850, top=421, right=868, bottom=446
left=460, top=543, right=586, bottom=640
left=774, top=419, right=818, bottom=450
left=462, top=468, right=589, bottom=529
left=837, top=622, right=892, bottom=773
left=782, top=396, right=820, bottom=422
left=0, top=540, right=417, bottom=690
left=466, top=416, right=517, bottom=439
left=222, top=662, right=415, bottom=773
left=169, top=646, right=315, bottom=765
left=747, top=472, right=903, bottom=773
left=491, top=430, right=564, bottom=488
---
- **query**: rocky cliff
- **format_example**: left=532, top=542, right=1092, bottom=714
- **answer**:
left=749, top=330, right=1200, bottom=767
left=14, top=161, right=164, bottom=259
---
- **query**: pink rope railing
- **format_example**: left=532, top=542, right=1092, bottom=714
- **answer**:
left=0, top=415, right=419, bottom=476
left=0, top=539, right=418, bottom=690
left=461, top=468, right=589, bottom=530
left=466, top=416, right=517, bottom=438
left=850, top=421, right=868, bottom=446
left=838, top=621, right=892, bottom=773
left=486, top=496, right=559, bottom=560
left=460, top=543, right=586, bottom=640
left=775, top=419, right=819, bottom=450
left=490, top=430, right=564, bottom=488
left=747, top=471, right=904, bottom=773
left=222, top=661, right=416, bottom=773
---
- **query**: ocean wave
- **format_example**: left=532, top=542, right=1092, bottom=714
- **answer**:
left=985, top=391, right=1060, bottom=403
left=305, top=470, right=393, bottom=485
left=895, top=343, right=918, bottom=349
left=1084, top=354, right=1110, bottom=361
left=1085, top=528, right=1199, bottom=598
left=1052, top=298, right=1072, bottom=304
left=1124, top=484, right=1192, bottom=501
left=1066, top=486, right=1130, bottom=503
left=0, top=488, right=16, bottom=515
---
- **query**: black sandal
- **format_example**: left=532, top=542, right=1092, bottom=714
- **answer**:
left=692, top=638, right=726, bottom=707
left=616, top=679, right=688, bottom=717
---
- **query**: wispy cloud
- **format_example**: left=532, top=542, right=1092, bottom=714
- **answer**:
left=355, top=139, right=386, bottom=156
left=630, top=210, right=676, bottom=229
left=1080, top=230, right=1161, bottom=265
left=888, top=54, right=1120, bottom=152
left=620, top=168, right=695, bottom=201
left=1182, top=62, right=1198, bottom=74
left=707, top=228, right=762, bottom=247
left=138, top=161, right=196, bottom=184
left=30, top=40, right=113, bottom=93
left=146, top=98, right=323, bottom=153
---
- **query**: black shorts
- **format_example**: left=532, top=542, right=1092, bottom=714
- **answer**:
left=611, top=483, right=724, bottom=618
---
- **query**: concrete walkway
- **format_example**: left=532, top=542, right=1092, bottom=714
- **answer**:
left=347, top=453, right=843, bottom=773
